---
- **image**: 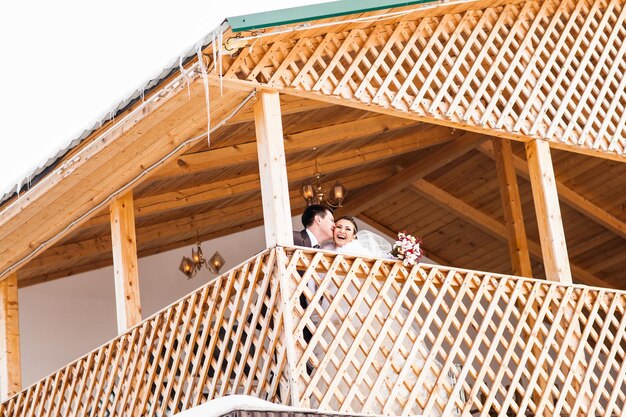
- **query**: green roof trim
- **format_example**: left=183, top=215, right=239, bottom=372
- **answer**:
left=228, top=0, right=436, bottom=32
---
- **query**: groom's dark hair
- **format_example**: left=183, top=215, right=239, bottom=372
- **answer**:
left=302, top=204, right=332, bottom=228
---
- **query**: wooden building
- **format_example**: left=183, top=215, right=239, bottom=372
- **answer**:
left=0, top=0, right=625, bottom=415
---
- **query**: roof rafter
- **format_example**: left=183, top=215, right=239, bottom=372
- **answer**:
left=336, top=133, right=486, bottom=216
left=18, top=166, right=396, bottom=285
left=410, top=178, right=611, bottom=288
left=149, top=114, right=428, bottom=180
left=479, top=142, right=626, bottom=241
left=81, top=126, right=455, bottom=230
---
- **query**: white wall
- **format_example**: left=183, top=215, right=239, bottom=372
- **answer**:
left=18, top=224, right=267, bottom=387
left=17, top=216, right=404, bottom=387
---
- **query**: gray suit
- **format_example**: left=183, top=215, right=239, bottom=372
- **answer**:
left=293, top=229, right=312, bottom=247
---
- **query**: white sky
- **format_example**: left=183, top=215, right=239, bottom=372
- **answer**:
left=0, top=0, right=326, bottom=195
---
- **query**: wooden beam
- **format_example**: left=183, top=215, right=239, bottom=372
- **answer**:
left=150, top=114, right=426, bottom=180
left=0, top=272, right=21, bottom=399
left=110, top=191, right=142, bottom=333
left=19, top=166, right=391, bottom=286
left=526, top=139, right=572, bottom=284
left=479, top=142, right=626, bottom=241
left=410, top=179, right=611, bottom=288
left=255, top=91, right=293, bottom=247
left=493, top=139, right=533, bottom=277
left=336, top=133, right=486, bottom=216
left=0, top=81, right=253, bottom=280
left=226, top=96, right=335, bottom=125
left=81, top=126, right=455, bottom=230
left=21, top=166, right=392, bottom=282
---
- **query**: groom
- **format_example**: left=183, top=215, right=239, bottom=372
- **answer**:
left=293, top=204, right=335, bottom=248
left=293, top=204, right=334, bottom=374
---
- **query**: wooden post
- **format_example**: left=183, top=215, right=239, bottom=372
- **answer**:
left=527, top=139, right=589, bottom=415
left=493, top=139, right=533, bottom=277
left=0, top=272, right=21, bottom=399
left=275, top=247, right=304, bottom=407
left=110, top=191, right=142, bottom=333
left=526, top=139, right=572, bottom=284
left=254, top=91, right=294, bottom=247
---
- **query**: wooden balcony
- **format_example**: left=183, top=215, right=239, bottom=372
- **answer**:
left=2, top=247, right=625, bottom=416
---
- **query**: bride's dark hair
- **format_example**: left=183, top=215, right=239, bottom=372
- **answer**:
left=336, top=216, right=358, bottom=234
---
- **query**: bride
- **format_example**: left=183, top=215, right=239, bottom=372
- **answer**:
left=314, top=216, right=460, bottom=416
left=322, top=216, right=393, bottom=258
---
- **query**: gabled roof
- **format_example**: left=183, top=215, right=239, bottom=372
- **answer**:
left=1, top=0, right=625, bottom=290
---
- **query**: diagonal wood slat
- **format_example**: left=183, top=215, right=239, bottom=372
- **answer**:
left=220, top=0, right=626, bottom=160
left=3, top=247, right=626, bottom=416
left=0, top=250, right=287, bottom=416
left=285, top=248, right=626, bottom=416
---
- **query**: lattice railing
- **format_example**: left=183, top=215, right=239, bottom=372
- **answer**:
left=3, top=247, right=626, bottom=416
left=0, top=249, right=288, bottom=416
left=282, top=248, right=626, bottom=417
left=222, top=0, right=626, bottom=160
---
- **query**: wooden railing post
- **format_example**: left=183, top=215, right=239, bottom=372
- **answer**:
left=254, top=91, right=294, bottom=247
left=275, top=247, right=304, bottom=407
left=110, top=190, right=142, bottom=333
left=526, top=139, right=572, bottom=283
left=0, top=273, right=21, bottom=400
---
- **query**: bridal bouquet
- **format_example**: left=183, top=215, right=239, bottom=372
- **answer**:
left=390, top=232, right=422, bottom=266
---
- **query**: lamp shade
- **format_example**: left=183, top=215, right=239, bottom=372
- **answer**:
left=179, top=256, right=195, bottom=278
left=300, top=182, right=315, bottom=204
left=208, top=251, right=225, bottom=274
left=191, top=245, right=204, bottom=266
left=331, top=181, right=347, bottom=200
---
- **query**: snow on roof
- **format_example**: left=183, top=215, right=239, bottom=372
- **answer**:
left=173, top=395, right=427, bottom=417
left=174, top=396, right=295, bottom=417
left=0, top=21, right=228, bottom=208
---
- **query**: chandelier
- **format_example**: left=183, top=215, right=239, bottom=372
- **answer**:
left=179, top=242, right=225, bottom=279
left=300, top=149, right=348, bottom=208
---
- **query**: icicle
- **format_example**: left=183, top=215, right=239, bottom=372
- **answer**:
left=217, top=28, right=224, bottom=96
left=249, top=35, right=259, bottom=53
left=197, top=45, right=211, bottom=147
left=15, top=179, right=22, bottom=199
left=140, top=87, right=145, bottom=103
left=212, top=31, right=217, bottom=75
left=179, top=56, right=192, bottom=100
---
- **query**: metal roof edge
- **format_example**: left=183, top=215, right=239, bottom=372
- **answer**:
left=228, top=0, right=437, bottom=32
left=0, top=20, right=231, bottom=209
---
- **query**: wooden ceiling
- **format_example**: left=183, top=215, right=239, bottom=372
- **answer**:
left=11, top=91, right=626, bottom=289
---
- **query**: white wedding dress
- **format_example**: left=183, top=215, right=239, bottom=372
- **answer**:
left=314, top=231, right=460, bottom=416
left=322, top=230, right=393, bottom=258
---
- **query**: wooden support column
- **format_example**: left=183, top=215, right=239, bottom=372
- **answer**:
left=0, top=272, right=21, bottom=399
left=527, top=140, right=592, bottom=414
left=493, top=139, right=533, bottom=277
left=526, top=139, right=572, bottom=284
left=110, top=191, right=142, bottom=333
left=254, top=91, right=293, bottom=247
